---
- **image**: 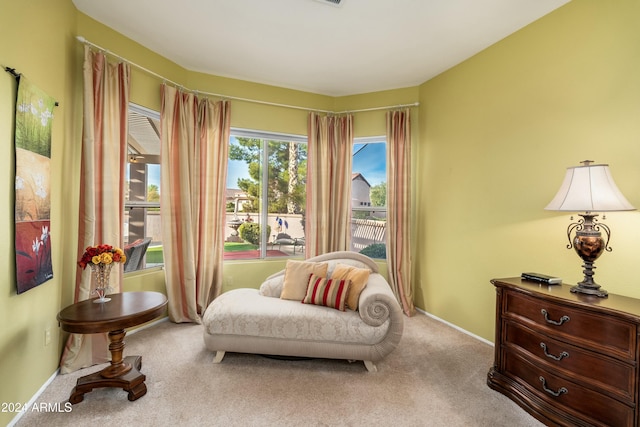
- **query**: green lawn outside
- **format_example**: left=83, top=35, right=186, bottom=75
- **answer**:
left=223, top=242, right=259, bottom=252
left=146, top=246, right=164, bottom=264
left=145, top=242, right=259, bottom=264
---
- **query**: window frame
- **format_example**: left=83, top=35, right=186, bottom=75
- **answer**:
left=227, top=128, right=308, bottom=260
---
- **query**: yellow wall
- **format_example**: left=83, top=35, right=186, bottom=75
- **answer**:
left=76, top=14, right=188, bottom=114
left=415, top=0, right=640, bottom=340
left=0, top=1, right=78, bottom=425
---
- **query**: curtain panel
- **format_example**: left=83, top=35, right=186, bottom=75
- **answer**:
left=160, top=85, right=230, bottom=323
left=386, top=109, right=414, bottom=316
left=306, top=113, right=354, bottom=257
left=60, top=46, right=130, bottom=373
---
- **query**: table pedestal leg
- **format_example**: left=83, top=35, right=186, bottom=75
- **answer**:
left=101, top=329, right=132, bottom=378
left=68, top=328, right=146, bottom=404
left=69, top=356, right=146, bottom=404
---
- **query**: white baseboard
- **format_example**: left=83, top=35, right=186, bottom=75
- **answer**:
left=127, top=316, right=169, bottom=335
left=8, top=316, right=169, bottom=427
left=8, top=368, right=59, bottom=427
left=416, top=307, right=494, bottom=347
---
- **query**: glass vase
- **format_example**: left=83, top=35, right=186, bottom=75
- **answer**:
left=90, top=263, right=113, bottom=303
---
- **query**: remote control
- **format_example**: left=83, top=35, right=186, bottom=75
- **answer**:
left=521, top=272, right=562, bottom=285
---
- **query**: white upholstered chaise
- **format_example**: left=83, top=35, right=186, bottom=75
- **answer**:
left=202, top=252, right=404, bottom=372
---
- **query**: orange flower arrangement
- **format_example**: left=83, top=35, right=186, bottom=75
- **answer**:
left=78, top=244, right=126, bottom=269
left=78, top=244, right=126, bottom=303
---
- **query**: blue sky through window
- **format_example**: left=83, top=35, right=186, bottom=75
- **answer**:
left=352, top=142, right=386, bottom=187
left=145, top=164, right=161, bottom=191
left=227, top=158, right=248, bottom=190
left=227, top=137, right=248, bottom=189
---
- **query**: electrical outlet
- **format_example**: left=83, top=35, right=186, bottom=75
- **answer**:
left=44, top=327, right=51, bottom=346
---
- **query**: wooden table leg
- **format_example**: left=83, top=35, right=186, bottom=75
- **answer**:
left=69, top=355, right=146, bottom=404
left=101, top=329, right=132, bottom=378
left=68, top=329, right=144, bottom=404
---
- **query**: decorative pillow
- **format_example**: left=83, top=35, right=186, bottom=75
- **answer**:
left=280, top=260, right=328, bottom=301
left=331, top=263, right=370, bottom=311
left=259, top=275, right=284, bottom=298
left=303, top=274, right=351, bottom=311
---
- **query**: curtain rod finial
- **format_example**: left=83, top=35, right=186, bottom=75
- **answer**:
left=3, top=66, right=20, bottom=79
left=77, top=36, right=86, bottom=43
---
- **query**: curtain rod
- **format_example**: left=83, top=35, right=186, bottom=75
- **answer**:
left=76, top=36, right=419, bottom=114
left=3, top=66, right=60, bottom=106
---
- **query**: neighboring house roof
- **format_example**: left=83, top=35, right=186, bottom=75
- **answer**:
left=352, top=173, right=371, bottom=188
left=226, top=188, right=247, bottom=200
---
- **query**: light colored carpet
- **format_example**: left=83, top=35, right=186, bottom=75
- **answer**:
left=16, top=312, right=542, bottom=426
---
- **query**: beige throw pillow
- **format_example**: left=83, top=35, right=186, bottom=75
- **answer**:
left=280, top=260, right=328, bottom=301
left=331, top=263, right=370, bottom=310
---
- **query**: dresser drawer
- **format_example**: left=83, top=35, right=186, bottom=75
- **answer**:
left=504, top=321, right=635, bottom=403
left=504, top=349, right=634, bottom=427
left=504, top=291, right=636, bottom=360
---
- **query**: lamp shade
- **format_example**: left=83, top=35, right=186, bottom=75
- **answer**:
left=545, top=163, right=635, bottom=212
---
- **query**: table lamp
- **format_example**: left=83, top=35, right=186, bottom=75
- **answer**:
left=545, top=160, right=635, bottom=297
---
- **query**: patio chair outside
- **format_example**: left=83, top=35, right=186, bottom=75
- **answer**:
left=123, top=237, right=152, bottom=272
left=270, top=233, right=305, bottom=254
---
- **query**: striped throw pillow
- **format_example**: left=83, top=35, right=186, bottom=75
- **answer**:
left=303, top=274, right=351, bottom=311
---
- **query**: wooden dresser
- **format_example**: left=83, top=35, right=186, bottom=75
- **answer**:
left=488, top=277, right=640, bottom=427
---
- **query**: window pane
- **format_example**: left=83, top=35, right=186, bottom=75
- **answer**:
left=266, top=140, right=307, bottom=258
left=124, top=105, right=163, bottom=271
left=351, top=140, right=387, bottom=259
left=225, top=133, right=307, bottom=260
left=225, top=137, right=263, bottom=259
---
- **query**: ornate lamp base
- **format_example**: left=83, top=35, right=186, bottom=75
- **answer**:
left=570, top=259, right=607, bottom=297
left=568, top=214, right=610, bottom=298
left=570, top=283, right=608, bottom=298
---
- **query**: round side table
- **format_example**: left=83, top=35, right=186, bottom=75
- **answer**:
left=57, top=291, right=167, bottom=403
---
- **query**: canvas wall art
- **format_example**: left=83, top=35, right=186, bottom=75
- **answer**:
left=14, top=76, right=55, bottom=293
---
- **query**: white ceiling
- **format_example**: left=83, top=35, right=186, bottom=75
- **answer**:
left=72, top=0, right=570, bottom=97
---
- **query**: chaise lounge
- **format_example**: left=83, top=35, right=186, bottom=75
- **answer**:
left=202, top=251, right=403, bottom=372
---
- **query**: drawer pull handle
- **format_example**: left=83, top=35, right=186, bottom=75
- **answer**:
left=540, top=343, right=569, bottom=361
left=539, top=376, right=568, bottom=397
left=541, top=309, right=570, bottom=326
